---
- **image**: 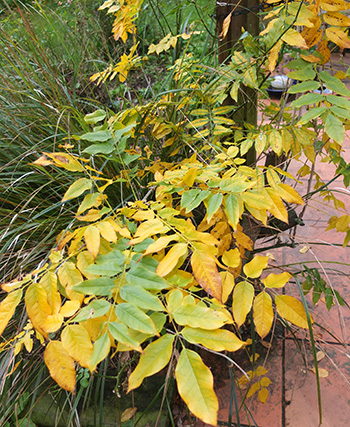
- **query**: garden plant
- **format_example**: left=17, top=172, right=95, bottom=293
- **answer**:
left=1, top=0, right=350, bottom=426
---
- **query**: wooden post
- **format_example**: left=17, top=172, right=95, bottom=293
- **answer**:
left=216, top=0, right=259, bottom=166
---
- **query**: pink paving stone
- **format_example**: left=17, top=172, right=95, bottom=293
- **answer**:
left=284, top=340, right=350, bottom=427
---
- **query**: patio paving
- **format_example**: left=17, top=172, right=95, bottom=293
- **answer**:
left=193, top=53, right=350, bottom=427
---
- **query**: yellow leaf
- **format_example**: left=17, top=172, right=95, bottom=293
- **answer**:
left=265, top=188, right=289, bottom=223
left=268, top=130, right=283, bottom=156
left=84, top=225, right=100, bottom=259
left=173, top=303, right=229, bottom=330
left=181, top=327, right=245, bottom=352
left=62, top=178, right=92, bottom=202
left=321, top=0, right=350, bottom=12
left=182, top=168, right=198, bottom=187
left=324, top=11, right=350, bottom=26
left=243, top=255, right=269, bottom=279
left=58, top=262, right=84, bottom=302
left=77, top=251, right=97, bottom=280
left=143, top=234, right=179, bottom=256
left=258, top=387, right=269, bottom=403
left=121, top=407, right=138, bottom=423
left=267, top=40, right=282, bottom=72
left=45, top=152, right=84, bottom=172
left=317, top=39, right=331, bottom=64
left=275, top=295, right=311, bottom=329
left=97, top=221, right=117, bottom=243
left=220, top=12, right=232, bottom=39
left=0, top=289, right=22, bottom=335
left=253, top=292, right=274, bottom=339
left=25, top=283, right=51, bottom=337
left=316, top=351, right=326, bottom=361
left=310, top=367, right=329, bottom=378
left=222, top=248, right=241, bottom=269
left=156, top=243, right=188, bottom=277
left=131, top=210, right=155, bottom=221
left=77, top=192, right=105, bottom=215
left=247, top=381, right=261, bottom=398
left=282, top=29, right=308, bottom=49
left=61, top=325, right=93, bottom=370
left=219, top=271, right=235, bottom=303
left=60, top=300, right=81, bottom=317
left=44, top=341, right=75, bottom=393
left=128, top=334, right=175, bottom=391
left=277, top=183, right=304, bottom=205
left=232, top=281, right=254, bottom=328
left=39, top=271, right=61, bottom=314
left=262, top=272, right=292, bottom=289
left=42, top=313, right=64, bottom=333
left=300, top=53, right=321, bottom=63
left=175, top=349, right=218, bottom=426
left=326, top=27, right=350, bottom=49
left=191, top=249, right=222, bottom=301
left=129, top=219, right=170, bottom=245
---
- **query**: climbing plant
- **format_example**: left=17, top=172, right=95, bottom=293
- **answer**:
left=1, top=0, right=350, bottom=425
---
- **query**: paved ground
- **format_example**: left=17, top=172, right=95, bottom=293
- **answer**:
left=194, top=54, right=350, bottom=427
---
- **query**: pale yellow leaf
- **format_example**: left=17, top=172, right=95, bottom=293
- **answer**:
left=316, top=351, right=326, bottom=361
left=175, top=349, right=218, bottom=426
left=62, top=178, right=92, bottom=202
left=129, top=219, right=170, bottom=245
left=265, top=188, right=289, bottom=223
left=243, top=256, right=269, bottom=279
left=321, top=0, right=350, bottom=12
left=277, top=183, right=304, bottom=205
left=156, top=243, right=188, bottom=277
left=58, top=262, right=84, bottom=302
left=84, top=225, right=100, bottom=259
left=181, top=327, right=245, bottom=352
left=42, top=313, right=64, bottom=333
left=97, top=221, right=117, bottom=243
left=191, top=249, right=222, bottom=301
left=232, top=281, right=254, bottom=328
left=143, top=235, right=179, bottom=256
left=282, top=29, right=308, bottom=49
left=262, top=272, right=292, bottom=289
left=39, top=271, right=61, bottom=314
left=324, top=11, right=350, bottom=26
left=253, top=292, right=274, bottom=339
left=44, top=341, right=76, bottom=393
left=275, top=295, right=311, bottom=329
left=60, top=300, right=81, bottom=317
left=267, top=40, right=282, bottom=72
left=310, top=367, right=329, bottom=378
left=0, top=289, right=22, bottom=335
left=61, top=325, right=93, bottom=370
left=128, top=334, right=175, bottom=391
left=219, top=271, right=235, bottom=303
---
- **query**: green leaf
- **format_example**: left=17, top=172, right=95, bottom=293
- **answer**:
left=181, top=189, right=210, bottom=213
left=126, top=257, right=169, bottom=291
left=268, top=130, right=283, bottom=155
left=206, top=193, right=223, bottom=222
left=128, top=334, right=175, bottom=391
left=89, top=333, right=111, bottom=371
left=173, top=303, right=228, bottom=330
left=224, top=194, right=243, bottom=230
left=120, top=285, right=164, bottom=311
left=72, top=277, right=116, bottom=297
left=288, top=81, right=320, bottom=94
left=327, top=94, right=350, bottom=110
left=73, top=300, right=111, bottom=322
left=84, top=109, right=106, bottom=124
left=325, top=113, right=345, bottom=144
left=181, top=327, right=245, bottom=352
left=86, top=249, right=125, bottom=276
left=109, top=322, right=143, bottom=351
left=80, top=130, right=112, bottom=142
left=62, top=178, right=92, bottom=202
left=115, top=303, right=158, bottom=335
left=291, top=93, right=324, bottom=108
left=287, top=68, right=316, bottom=81
left=298, top=106, right=327, bottom=125
left=83, top=142, right=115, bottom=155
left=330, top=105, right=349, bottom=121
left=175, top=349, right=218, bottom=426
left=319, top=70, right=350, bottom=96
